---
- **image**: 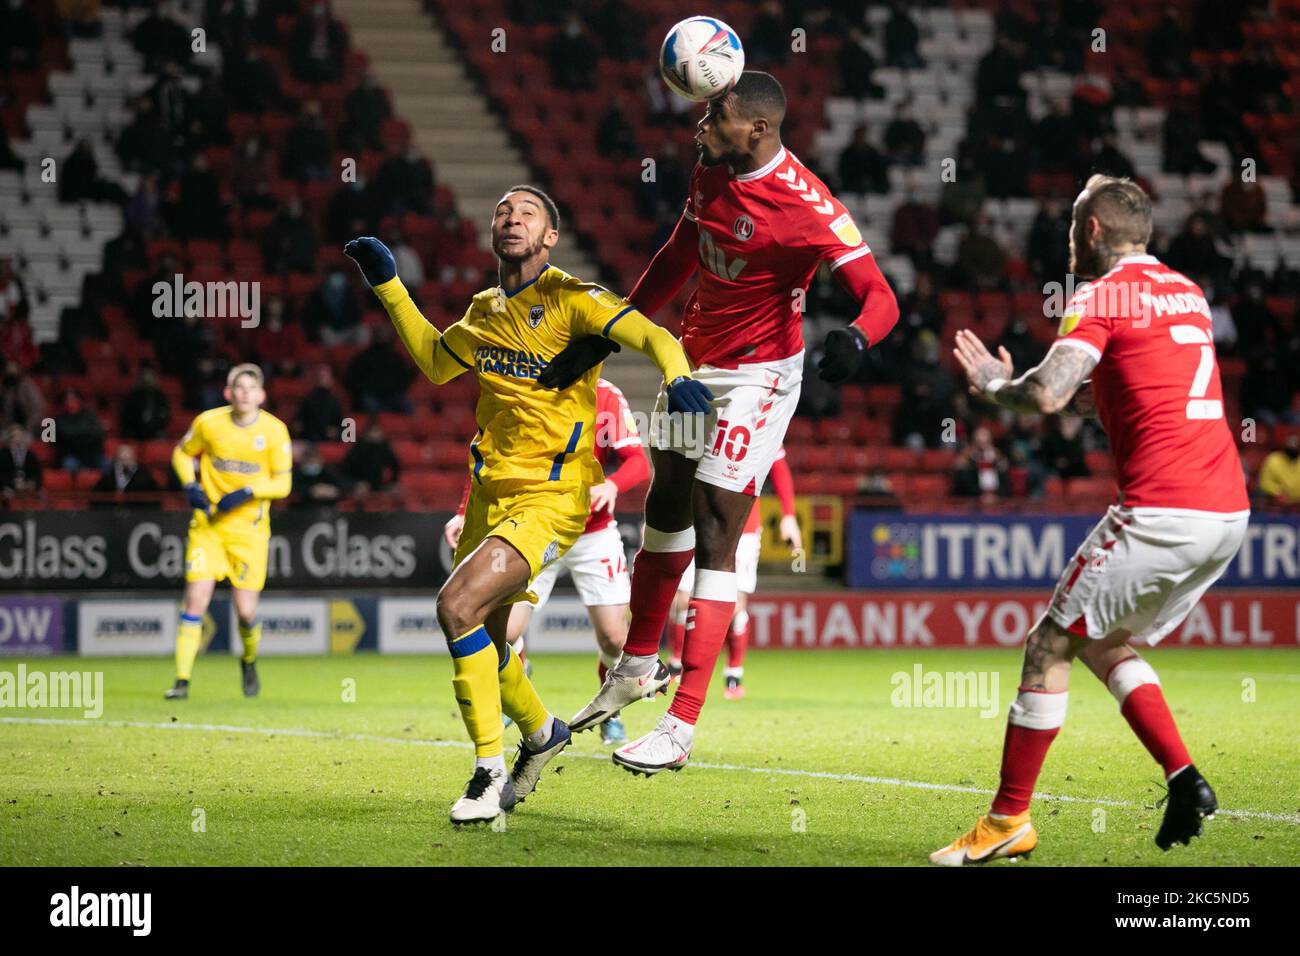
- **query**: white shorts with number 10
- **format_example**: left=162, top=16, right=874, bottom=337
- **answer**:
left=528, top=522, right=630, bottom=608
left=650, top=351, right=803, bottom=495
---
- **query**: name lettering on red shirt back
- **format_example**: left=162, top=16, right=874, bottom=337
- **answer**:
left=1054, top=254, right=1248, bottom=514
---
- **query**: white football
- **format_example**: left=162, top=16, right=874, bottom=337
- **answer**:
left=659, top=16, right=745, bottom=102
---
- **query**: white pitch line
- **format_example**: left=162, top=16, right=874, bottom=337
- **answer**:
left=3, top=716, right=1297, bottom=826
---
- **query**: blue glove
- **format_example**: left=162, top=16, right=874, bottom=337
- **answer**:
left=667, top=376, right=714, bottom=415
left=216, top=487, right=255, bottom=513
left=185, top=482, right=211, bottom=515
left=343, top=236, right=397, bottom=287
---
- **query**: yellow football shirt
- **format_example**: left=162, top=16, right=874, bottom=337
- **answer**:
left=178, top=407, right=293, bottom=529
left=375, top=263, right=689, bottom=487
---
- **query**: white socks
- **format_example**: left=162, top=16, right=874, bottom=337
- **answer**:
left=663, top=712, right=695, bottom=746
left=525, top=715, right=555, bottom=750
left=613, top=652, right=658, bottom=677
left=475, top=754, right=506, bottom=774
left=1007, top=689, right=1069, bottom=730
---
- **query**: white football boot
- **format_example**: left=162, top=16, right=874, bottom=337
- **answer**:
left=570, top=658, right=672, bottom=733
left=449, top=766, right=515, bottom=824
left=505, top=717, right=572, bottom=807
left=611, top=713, right=692, bottom=776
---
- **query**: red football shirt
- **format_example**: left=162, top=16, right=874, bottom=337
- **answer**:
left=681, top=146, right=876, bottom=368
left=587, top=378, right=646, bottom=533
left=1055, top=254, right=1248, bottom=514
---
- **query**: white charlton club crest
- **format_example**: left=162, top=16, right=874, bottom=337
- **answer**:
left=528, top=305, right=544, bottom=329
left=733, top=214, right=754, bottom=241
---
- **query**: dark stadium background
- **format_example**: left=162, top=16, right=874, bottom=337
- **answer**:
left=0, top=0, right=1297, bottom=651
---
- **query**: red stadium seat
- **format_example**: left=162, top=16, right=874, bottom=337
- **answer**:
left=814, top=418, right=853, bottom=444
left=918, top=448, right=956, bottom=473
left=141, top=441, right=174, bottom=471
left=1084, top=451, right=1113, bottom=476
left=1065, top=477, right=1118, bottom=501
left=882, top=447, right=920, bottom=472
left=901, top=473, right=950, bottom=504
left=319, top=443, right=348, bottom=466
left=44, top=470, right=74, bottom=491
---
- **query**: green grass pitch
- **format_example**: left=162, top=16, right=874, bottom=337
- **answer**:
left=2, top=648, right=1297, bottom=866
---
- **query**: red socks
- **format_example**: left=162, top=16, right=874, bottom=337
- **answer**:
left=669, top=597, right=735, bottom=724
left=668, top=568, right=738, bottom=725
left=991, top=723, right=1062, bottom=816
left=624, top=538, right=694, bottom=658
left=725, top=610, right=749, bottom=669
left=668, top=615, right=686, bottom=661
left=1119, top=682, right=1191, bottom=778
left=990, top=689, right=1068, bottom=817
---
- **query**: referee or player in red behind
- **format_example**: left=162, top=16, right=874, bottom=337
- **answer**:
left=931, top=174, right=1250, bottom=865
left=542, top=71, right=898, bottom=775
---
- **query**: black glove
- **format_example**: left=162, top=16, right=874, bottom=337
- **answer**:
left=817, top=326, right=869, bottom=384
left=538, top=336, right=621, bottom=389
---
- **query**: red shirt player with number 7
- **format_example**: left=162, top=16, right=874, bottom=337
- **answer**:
left=566, top=71, right=899, bottom=775
left=934, top=174, right=1250, bottom=866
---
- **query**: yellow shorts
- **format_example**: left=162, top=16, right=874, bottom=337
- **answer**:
left=184, top=514, right=271, bottom=592
left=453, top=479, right=589, bottom=605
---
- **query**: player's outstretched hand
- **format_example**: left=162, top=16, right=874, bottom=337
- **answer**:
left=667, top=376, right=714, bottom=415
left=443, top=513, right=464, bottom=549
left=343, top=237, right=397, bottom=288
left=779, top=513, right=803, bottom=553
left=816, top=326, right=868, bottom=384
left=538, top=336, right=621, bottom=389
left=216, top=487, right=254, bottom=513
left=589, top=479, right=618, bottom=515
left=952, top=329, right=1013, bottom=395
left=185, top=482, right=211, bottom=515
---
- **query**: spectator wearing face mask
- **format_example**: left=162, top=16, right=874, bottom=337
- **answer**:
left=0, top=424, right=41, bottom=494
left=341, top=422, right=400, bottom=493
left=303, top=268, right=363, bottom=346
left=92, top=445, right=161, bottom=507
left=0, top=360, right=45, bottom=433
left=53, top=389, right=106, bottom=472
left=293, top=442, right=347, bottom=506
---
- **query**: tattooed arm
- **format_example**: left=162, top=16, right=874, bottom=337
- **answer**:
left=952, top=330, right=1098, bottom=415
left=1062, top=380, right=1098, bottom=418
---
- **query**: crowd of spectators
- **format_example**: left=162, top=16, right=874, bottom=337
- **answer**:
left=2, top=0, right=1298, bottom=511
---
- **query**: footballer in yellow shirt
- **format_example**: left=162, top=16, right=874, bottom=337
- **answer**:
left=345, top=184, right=709, bottom=824
left=165, top=363, right=292, bottom=701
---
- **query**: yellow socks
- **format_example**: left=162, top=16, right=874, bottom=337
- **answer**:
left=238, top=619, right=261, bottom=663
left=175, top=612, right=202, bottom=681
left=497, top=643, right=549, bottom=738
left=449, top=625, right=503, bottom=758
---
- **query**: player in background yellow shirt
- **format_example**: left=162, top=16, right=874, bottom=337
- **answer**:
left=165, top=364, right=293, bottom=700
left=344, top=184, right=710, bottom=824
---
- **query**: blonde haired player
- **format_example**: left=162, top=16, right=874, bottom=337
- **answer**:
left=933, top=175, right=1249, bottom=864
left=343, top=184, right=708, bottom=824
left=166, top=364, right=292, bottom=700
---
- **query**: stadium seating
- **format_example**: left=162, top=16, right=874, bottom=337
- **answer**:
left=4, top=0, right=1297, bottom=519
